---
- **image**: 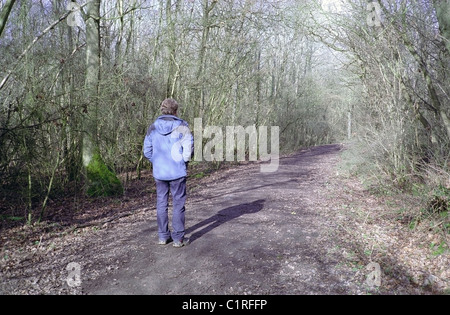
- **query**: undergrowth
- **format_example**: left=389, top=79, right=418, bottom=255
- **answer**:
left=339, top=142, right=449, bottom=249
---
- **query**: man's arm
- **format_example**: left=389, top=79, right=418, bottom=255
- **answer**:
left=181, top=125, right=194, bottom=163
left=143, top=126, right=154, bottom=162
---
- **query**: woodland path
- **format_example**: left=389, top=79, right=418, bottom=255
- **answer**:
left=3, top=144, right=445, bottom=295
left=85, top=144, right=366, bottom=295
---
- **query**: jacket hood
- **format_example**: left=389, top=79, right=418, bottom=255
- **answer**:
left=153, top=115, right=183, bottom=136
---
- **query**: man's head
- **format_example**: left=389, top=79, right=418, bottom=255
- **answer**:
left=160, top=98, right=179, bottom=116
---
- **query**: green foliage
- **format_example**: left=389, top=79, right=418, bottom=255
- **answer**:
left=192, top=172, right=206, bottom=179
left=86, top=153, right=123, bottom=197
left=0, top=215, right=24, bottom=222
left=430, top=241, right=448, bottom=256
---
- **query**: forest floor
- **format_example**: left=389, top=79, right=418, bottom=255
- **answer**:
left=0, top=144, right=449, bottom=295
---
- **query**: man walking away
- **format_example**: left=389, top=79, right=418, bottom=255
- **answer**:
left=143, top=98, right=194, bottom=248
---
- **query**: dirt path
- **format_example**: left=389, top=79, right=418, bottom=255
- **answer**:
left=84, top=144, right=366, bottom=294
left=3, top=144, right=447, bottom=295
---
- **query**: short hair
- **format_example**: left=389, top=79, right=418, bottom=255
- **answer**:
left=160, top=98, right=179, bottom=115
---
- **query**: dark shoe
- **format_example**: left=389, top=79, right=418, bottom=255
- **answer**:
left=173, top=238, right=190, bottom=248
left=158, top=238, right=173, bottom=245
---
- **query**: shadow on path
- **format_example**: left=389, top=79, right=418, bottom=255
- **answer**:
left=186, top=199, right=265, bottom=243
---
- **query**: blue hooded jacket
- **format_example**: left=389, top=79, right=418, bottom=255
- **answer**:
left=143, top=115, right=194, bottom=181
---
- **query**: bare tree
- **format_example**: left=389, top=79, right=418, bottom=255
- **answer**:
left=433, top=0, right=450, bottom=53
left=83, top=0, right=123, bottom=197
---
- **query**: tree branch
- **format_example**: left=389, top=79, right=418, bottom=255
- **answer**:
left=0, top=2, right=88, bottom=91
left=0, top=0, right=16, bottom=38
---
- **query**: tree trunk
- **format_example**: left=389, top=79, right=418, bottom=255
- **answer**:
left=194, top=0, right=217, bottom=117
left=380, top=1, right=450, bottom=143
left=0, top=0, right=16, bottom=37
left=114, top=0, right=125, bottom=65
left=84, top=0, right=100, bottom=169
left=165, top=0, right=178, bottom=98
left=433, top=0, right=450, bottom=53
left=83, top=0, right=122, bottom=197
left=433, top=0, right=450, bottom=140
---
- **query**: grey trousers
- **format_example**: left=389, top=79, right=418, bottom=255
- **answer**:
left=155, top=177, right=187, bottom=242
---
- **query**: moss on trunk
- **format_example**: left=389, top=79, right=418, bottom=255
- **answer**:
left=86, top=153, right=123, bottom=197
